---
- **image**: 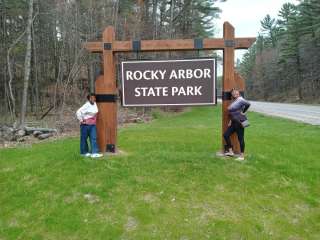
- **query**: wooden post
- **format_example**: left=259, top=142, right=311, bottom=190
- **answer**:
left=233, top=71, right=246, bottom=152
left=234, top=71, right=245, bottom=91
left=222, top=22, right=241, bottom=153
left=95, top=26, right=117, bottom=153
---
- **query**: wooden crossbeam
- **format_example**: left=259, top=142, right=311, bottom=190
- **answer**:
left=84, top=37, right=256, bottom=53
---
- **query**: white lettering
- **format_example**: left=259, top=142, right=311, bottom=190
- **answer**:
left=178, top=87, right=186, bottom=96
left=150, top=70, right=159, bottom=80
left=126, top=71, right=133, bottom=80
left=178, top=69, right=185, bottom=79
left=204, top=68, right=211, bottom=78
left=147, top=87, right=155, bottom=96
left=172, top=86, right=178, bottom=95
left=141, top=87, right=148, bottom=96
left=127, top=68, right=211, bottom=81
left=171, top=86, right=203, bottom=96
left=194, top=69, right=203, bottom=79
left=195, top=86, right=202, bottom=95
left=134, top=87, right=170, bottom=97
left=134, top=88, right=141, bottom=96
left=143, top=70, right=151, bottom=80
left=169, top=70, right=178, bottom=79
left=162, top=87, right=168, bottom=96
left=186, top=69, right=193, bottom=79
left=159, top=70, right=166, bottom=79
left=133, top=71, right=143, bottom=80
left=187, top=86, right=194, bottom=95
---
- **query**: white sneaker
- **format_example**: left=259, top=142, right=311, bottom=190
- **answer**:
left=91, top=153, right=103, bottom=158
left=235, top=156, right=245, bottom=161
left=81, top=153, right=91, bottom=157
left=224, top=151, right=234, bottom=157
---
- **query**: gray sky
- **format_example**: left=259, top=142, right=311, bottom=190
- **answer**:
left=215, top=0, right=298, bottom=60
left=215, top=0, right=298, bottom=37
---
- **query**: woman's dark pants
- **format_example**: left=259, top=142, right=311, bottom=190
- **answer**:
left=223, top=121, right=245, bottom=153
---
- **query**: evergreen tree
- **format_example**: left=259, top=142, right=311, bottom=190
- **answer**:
left=240, top=0, right=320, bottom=102
left=260, top=14, right=280, bottom=47
left=277, top=2, right=297, bottom=32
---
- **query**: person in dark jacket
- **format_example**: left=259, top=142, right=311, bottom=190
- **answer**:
left=223, top=89, right=251, bottom=161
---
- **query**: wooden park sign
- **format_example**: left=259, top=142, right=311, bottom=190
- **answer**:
left=84, top=22, right=255, bottom=153
left=121, top=59, right=216, bottom=107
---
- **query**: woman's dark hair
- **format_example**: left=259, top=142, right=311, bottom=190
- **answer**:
left=230, top=88, right=240, bottom=100
left=231, top=88, right=239, bottom=93
left=87, top=93, right=95, bottom=100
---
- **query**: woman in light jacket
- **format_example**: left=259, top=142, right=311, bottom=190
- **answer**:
left=76, top=93, right=102, bottom=158
left=223, top=89, right=250, bottom=161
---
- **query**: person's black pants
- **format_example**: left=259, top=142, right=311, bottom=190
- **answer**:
left=223, top=121, right=245, bottom=153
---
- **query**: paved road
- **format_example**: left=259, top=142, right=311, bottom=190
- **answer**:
left=249, top=101, right=320, bottom=125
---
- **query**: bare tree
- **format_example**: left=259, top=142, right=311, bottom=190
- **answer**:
left=19, top=0, right=34, bottom=127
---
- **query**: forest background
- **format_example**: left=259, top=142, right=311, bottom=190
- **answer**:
left=0, top=0, right=319, bottom=128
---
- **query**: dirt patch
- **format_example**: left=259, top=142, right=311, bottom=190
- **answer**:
left=142, top=193, right=158, bottom=203
left=83, top=193, right=100, bottom=204
left=124, top=216, right=138, bottom=232
left=8, top=218, right=19, bottom=227
left=64, top=192, right=81, bottom=204
left=103, top=149, right=129, bottom=157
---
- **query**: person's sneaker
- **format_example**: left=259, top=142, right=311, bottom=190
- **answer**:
left=81, top=153, right=91, bottom=157
left=224, top=151, right=234, bottom=157
left=91, top=153, right=103, bottom=158
left=235, top=156, right=245, bottom=161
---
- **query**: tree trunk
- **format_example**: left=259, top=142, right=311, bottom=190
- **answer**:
left=170, top=0, right=175, bottom=38
left=152, top=0, right=158, bottom=39
left=19, top=0, right=34, bottom=127
left=32, top=13, right=39, bottom=118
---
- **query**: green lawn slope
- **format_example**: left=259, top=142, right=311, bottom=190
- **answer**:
left=1, top=106, right=320, bottom=239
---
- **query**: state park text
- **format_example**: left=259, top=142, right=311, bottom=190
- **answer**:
left=121, top=59, right=216, bottom=106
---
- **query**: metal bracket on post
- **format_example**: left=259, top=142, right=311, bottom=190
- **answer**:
left=224, top=40, right=235, bottom=47
left=194, top=39, right=203, bottom=57
left=106, top=144, right=115, bottom=153
left=95, top=94, right=118, bottom=102
left=222, top=91, right=245, bottom=100
left=132, top=40, right=141, bottom=51
left=222, top=91, right=232, bottom=101
left=104, top=43, right=112, bottom=50
left=194, top=38, right=203, bottom=50
left=132, top=40, right=141, bottom=59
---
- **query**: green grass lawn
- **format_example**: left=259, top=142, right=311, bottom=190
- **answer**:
left=1, top=106, right=320, bottom=240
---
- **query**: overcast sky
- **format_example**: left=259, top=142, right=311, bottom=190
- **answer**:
left=215, top=0, right=298, bottom=37
left=215, top=0, right=298, bottom=60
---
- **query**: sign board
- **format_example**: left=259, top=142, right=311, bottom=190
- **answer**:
left=121, top=58, right=216, bottom=106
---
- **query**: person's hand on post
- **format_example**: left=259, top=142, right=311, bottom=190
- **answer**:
left=228, top=120, right=232, bottom=127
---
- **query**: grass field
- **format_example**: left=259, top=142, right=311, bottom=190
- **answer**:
left=1, top=106, right=320, bottom=239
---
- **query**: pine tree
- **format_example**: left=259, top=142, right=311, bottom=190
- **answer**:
left=277, top=3, right=297, bottom=33
left=260, top=14, right=280, bottom=47
left=298, top=0, right=320, bottom=43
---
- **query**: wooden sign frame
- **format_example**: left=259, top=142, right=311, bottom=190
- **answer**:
left=84, top=22, right=255, bottom=153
